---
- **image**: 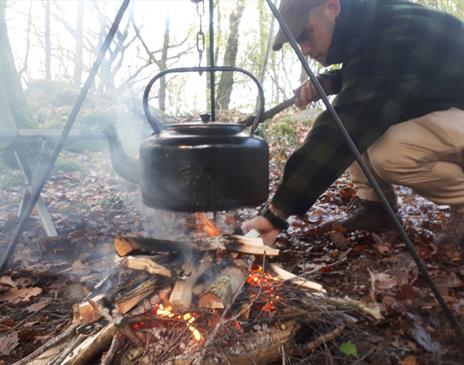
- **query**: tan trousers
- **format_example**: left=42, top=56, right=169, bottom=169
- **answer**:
left=349, top=108, right=464, bottom=212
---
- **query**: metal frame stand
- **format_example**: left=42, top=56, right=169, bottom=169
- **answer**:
left=0, top=0, right=131, bottom=273
left=265, top=0, right=463, bottom=344
left=14, top=146, right=57, bottom=237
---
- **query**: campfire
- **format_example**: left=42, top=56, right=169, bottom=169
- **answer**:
left=19, top=213, right=381, bottom=365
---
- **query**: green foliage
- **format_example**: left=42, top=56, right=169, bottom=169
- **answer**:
left=54, top=158, right=86, bottom=173
left=340, top=341, right=359, bottom=358
left=268, top=117, right=298, bottom=140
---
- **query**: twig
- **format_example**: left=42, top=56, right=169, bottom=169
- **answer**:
left=49, top=334, right=85, bottom=365
left=88, top=299, right=142, bottom=346
left=100, top=334, right=121, bottom=365
left=306, top=325, right=345, bottom=352
left=12, top=322, right=78, bottom=365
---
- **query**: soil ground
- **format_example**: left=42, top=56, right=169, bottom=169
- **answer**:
left=0, top=141, right=463, bottom=364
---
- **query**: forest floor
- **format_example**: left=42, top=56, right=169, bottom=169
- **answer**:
left=0, top=124, right=463, bottom=365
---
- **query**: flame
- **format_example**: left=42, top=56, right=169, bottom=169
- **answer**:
left=194, top=213, right=221, bottom=237
left=154, top=304, right=203, bottom=342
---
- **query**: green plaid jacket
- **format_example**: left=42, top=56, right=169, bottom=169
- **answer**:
left=271, top=0, right=464, bottom=217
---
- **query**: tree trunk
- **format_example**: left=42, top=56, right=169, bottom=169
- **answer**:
left=255, top=0, right=275, bottom=111
left=73, top=0, right=84, bottom=86
left=44, top=0, right=51, bottom=80
left=215, top=0, right=245, bottom=112
left=159, top=18, right=170, bottom=112
left=0, top=0, right=32, bottom=128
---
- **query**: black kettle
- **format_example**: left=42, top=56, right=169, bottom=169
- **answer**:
left=108, top=66, right=269, bottom=212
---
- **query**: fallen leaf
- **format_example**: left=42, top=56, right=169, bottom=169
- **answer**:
left=26, top=298, right=52, bottom=313
left=0, top=287, right=43, bottom=304
left=400, top=356, right=417, bottom=365
left=15, top=277, right=35, bottom=288
left=0, top=331, right=19, bottom=356
left=0, top=276, right=16, bottom=288
left=373, top=273, right=399, bottom=290
left=375, top=243, right=391, bottom=255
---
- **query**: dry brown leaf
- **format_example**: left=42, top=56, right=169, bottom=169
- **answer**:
left=372, top=272, right=399, bottom=290
left=399, top=356, right=417, bottom=365
left=15, top=277, right=34, bottom=288
left=0, top=331, right=19, bottom=356
left=0, top=276, right=16, bottom=288
left=26, top=298, right=52, bottom=313
left=0, top=287, right=43, bottom=304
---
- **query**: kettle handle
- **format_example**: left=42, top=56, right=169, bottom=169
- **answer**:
left=143, top=66, right=265, bottom=135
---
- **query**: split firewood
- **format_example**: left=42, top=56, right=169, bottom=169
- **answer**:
left=123, top=255, right=171, bottom=277
left=227, top=242, right=279, bottom=256
left=61, top=323, right=117, bottom=365
left=114, top=235, right=200, bottom=257
left=76, top=294, right=106, bottom=324
left=170, top=254, right=213, bottom=308
left=115, top=278, right=157, bottom=314
left=270, top=263, right=326, bottom=293
left=199, top=255, right=254, bottom=309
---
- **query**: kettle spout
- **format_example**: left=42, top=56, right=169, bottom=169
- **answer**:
left=104, top=125, right=140, bottom=184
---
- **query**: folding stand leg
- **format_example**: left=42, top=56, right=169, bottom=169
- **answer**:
left=14, top=150, right=58, bottom=237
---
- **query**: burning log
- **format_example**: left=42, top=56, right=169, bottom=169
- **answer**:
left=199, top=255, right=254, bottom=309
left=123, top=255, right=171, bottom=277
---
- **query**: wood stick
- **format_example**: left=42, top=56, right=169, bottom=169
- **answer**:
left=124, top=255, right=171, bottom=277
left=48, top=334, right=85, bottom=365
left=305, top=325, right=345, bottom=352
left=100, top=335, right=120, bottom=365
left=115, top=278, right=157, bottom=314
left=270, top=264, right=326, bottom=293
left=12, top=323, right=78, bottom=365
left=61, top=323, right=117, bottom=365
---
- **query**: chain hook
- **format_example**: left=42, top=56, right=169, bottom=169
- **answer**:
left=194, top=0, right=205, bottom=74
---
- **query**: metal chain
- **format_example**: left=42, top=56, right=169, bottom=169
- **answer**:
left=195, top=0, right=205, bottom=70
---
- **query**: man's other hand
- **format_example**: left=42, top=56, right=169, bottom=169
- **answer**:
left=241, top=216, right=280, bottom=246
left=294, top=75, right=332, bottom=109
left=294, top=80, right=319, bottom=109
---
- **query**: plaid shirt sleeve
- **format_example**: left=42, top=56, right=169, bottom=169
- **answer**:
left=271, top=50, right=422, bottom=216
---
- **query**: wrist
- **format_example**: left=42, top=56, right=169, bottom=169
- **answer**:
left=260, top=204, right=289, bottom=231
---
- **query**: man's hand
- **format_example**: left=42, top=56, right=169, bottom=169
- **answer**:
left=294, top=75, right=333, bottom=109
left=241, top=216, right=280, bottom=246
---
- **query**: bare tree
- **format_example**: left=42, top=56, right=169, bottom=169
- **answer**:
left=44, top=0, right=51, bottom=80
left=0, top=0, right=32, bottom=128
left=215, top=0, right=245, bottom=111
left=73, top=0, right=84, bottom=86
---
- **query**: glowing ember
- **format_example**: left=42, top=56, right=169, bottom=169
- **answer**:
left=194, top=212, right=221, bottom=237
left=154, top=304, right=203, bottom=342
left=246, top=265, right=282, bottom=312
